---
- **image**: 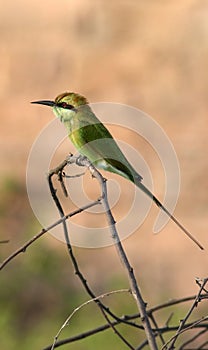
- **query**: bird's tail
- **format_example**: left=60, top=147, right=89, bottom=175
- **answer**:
left=135, top=180, right=204, bottom=250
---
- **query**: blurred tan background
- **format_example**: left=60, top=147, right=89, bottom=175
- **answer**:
left=1, top=1, right=208, bottom=349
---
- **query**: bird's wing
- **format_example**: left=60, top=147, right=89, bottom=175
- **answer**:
left=70, top=111, right=142, bottom=182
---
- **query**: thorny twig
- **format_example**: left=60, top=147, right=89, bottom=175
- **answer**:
left=1, top=155, right=207, bottom=350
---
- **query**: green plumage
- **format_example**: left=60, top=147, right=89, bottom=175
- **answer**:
left=53, top=93, right=142, bottom=183
left=31, top=92, right=203, bottom=250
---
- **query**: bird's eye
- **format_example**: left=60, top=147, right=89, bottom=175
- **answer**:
left=58, top=102, right=74, bottom=110
left=61, top=102, right=68, bottom=108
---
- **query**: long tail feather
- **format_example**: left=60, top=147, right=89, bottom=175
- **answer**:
left=136, top=181, right=204, bottom=250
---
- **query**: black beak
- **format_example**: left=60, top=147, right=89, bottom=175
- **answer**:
left=31, top=100, right=55, bottom=107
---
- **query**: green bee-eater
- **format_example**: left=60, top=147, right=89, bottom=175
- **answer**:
left=31, top=92, right=203, bottom=250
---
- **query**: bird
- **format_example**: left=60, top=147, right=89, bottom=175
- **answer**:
left=31, top=92, right=203, bottom=250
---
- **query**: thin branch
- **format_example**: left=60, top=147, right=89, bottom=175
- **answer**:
left=51, top=289, right=130, bottom=350
left=162, top=316, right=208, bottom=350
left=42, top=287, right=208, bottom=349
left=166, top=278, right=208, bottom=349
left=178, top=328, right=208, bottom=349
left=149, top=313, right=166, bottom=347
left=148, top=295, right=198, bottom=314
left=2, top=154, right=207, bottom=350
left=0, top=200, right=100, bottom=271
left=46, top=292, right=203, bottom=350
left=43, top=319, right=208, bottom=350
left=75, top=156, right=158, bottom=350
left=196, top=277, right=208, bottom=293
left=48, top=158, right=136, bottom=350
left=198, top=339, right=208, bottom=349
left=0, top=159, right=142, bottom=334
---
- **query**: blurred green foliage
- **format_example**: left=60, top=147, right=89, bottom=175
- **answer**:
left=0, top=177, right=141, bottom=349
left=1, top=1, right=208, bottom=346
left=0, top=176, right=207, bottom=349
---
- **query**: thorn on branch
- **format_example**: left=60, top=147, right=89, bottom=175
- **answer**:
left=58, top=170, right=68, bottom=197
left=165, top=312, right=174, bottom=327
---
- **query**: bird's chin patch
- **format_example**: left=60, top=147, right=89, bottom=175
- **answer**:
left=53, top=107, right=61, bottom=120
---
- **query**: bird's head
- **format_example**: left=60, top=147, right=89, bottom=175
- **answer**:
left=31, top=92, right=89, bottom=122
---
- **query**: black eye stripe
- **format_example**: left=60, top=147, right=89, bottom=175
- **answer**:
left=57, top=102, right=74, bottom=109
